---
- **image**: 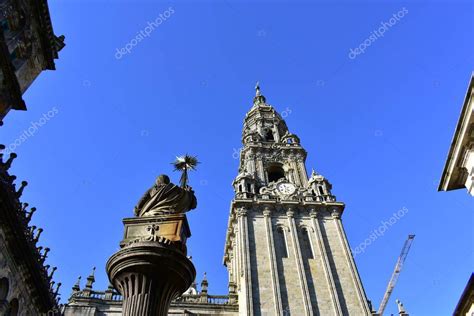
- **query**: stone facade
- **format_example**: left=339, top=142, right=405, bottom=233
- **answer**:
left=0, top=0, right=65, bottom=120
left=439, top=73, right=474, bottom=196
left=223, top=85, right=372, bottom=315
left=0, top=149, right=61, bottom=315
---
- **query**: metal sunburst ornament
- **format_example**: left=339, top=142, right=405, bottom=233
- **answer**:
left=172, top=154, right=199, bottom=188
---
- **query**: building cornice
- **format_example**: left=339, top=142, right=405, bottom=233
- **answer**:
left=439, top=73, right=474, bottom=192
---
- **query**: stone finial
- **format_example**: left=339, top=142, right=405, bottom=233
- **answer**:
left=16, top=180, right=27, bottom=198
left=26, top=207, right=36, bottom=223
left=21, top=202, right=29, bottom=212
left=29, top=225, right=37, bottom=238
left=198, top=272, right=209, bottom=303
left=40, top=247, right=50, bottom=264
left=396, top=299, right=408, bottom=315
left=33, top=228, right=43, bottom=243
left=85, top=267, right=96, bottom=289
left=54, top=282, right=62, bottom=297
left=72, top=276, right=81, bottom=293
left=2, top=153, right=17, bottom=170
left=48, top=266, right=57, bottom=279
left=200, top=272, right=208, bottom=294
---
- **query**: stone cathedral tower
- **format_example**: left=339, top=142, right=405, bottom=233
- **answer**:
left=223, top=85, right=372, bottom=316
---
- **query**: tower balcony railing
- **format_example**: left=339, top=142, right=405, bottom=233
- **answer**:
left=236, top=193, right=338, bottom=203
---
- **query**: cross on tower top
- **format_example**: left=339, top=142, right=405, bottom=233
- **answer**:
left=255, top=81, right=261, bottom=96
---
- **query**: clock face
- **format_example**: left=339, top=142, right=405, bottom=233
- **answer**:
left=277, top=183, right=296, bottom=195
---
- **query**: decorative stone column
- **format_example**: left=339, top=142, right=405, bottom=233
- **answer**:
left=107, top=174, right=197, bottom=316
left=107, top=214, right=195, bottom=316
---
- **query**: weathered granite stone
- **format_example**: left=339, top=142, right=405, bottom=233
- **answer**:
left=107, top=176, right=196, bottom=316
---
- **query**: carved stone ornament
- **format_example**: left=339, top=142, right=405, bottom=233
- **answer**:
left=259, top=178, right=300, bottom=200
left=126, top=224, right=173, bottom=247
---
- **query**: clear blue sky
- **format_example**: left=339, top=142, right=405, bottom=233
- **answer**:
left=1, top=0, right=473, bottom=314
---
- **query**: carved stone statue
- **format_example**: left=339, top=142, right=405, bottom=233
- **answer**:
left=134, top=174, right=197, bottom=217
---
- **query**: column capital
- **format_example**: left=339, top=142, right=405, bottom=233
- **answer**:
left=262, top=205, right=273, bottom=217
left=330, top=207, right=342, bottom=219
left=237, top=207, right=248, bottom=217
left=286, top=207, right=295, bottom=218
left=309, top=208, right=318, bottom=219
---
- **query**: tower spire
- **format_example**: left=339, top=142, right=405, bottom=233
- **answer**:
left=85, top=267, right=95, bottom=289
left=253, top=81, right=266, bottom=106
left=72, top=276, right=81, bottom=293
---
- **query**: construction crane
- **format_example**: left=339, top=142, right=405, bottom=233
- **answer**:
left=377, top=234, right=415, bottom=315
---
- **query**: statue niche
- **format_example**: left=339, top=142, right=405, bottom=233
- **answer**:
left=134, top=174, right=197, bottom=217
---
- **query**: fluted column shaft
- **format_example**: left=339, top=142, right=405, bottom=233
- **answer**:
left=309, top=209, right=343, bottom=315
left=237, top=208, right=253, bottom=315
left=286, top=208, right=313, bottom=315
left=331, top=208, right=371, bottom=314
left=263, top=206, right=284, bottom=315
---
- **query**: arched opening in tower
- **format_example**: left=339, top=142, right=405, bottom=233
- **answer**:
left=267, top=164, right=285, bottom=183
left=263, top=128, right=274, bottom=142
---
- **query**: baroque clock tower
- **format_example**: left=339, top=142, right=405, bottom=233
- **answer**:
left=223, top=85, right=372, bottom=316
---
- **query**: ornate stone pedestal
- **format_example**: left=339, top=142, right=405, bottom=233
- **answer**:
left=106, top=214, right=196, bottom=316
